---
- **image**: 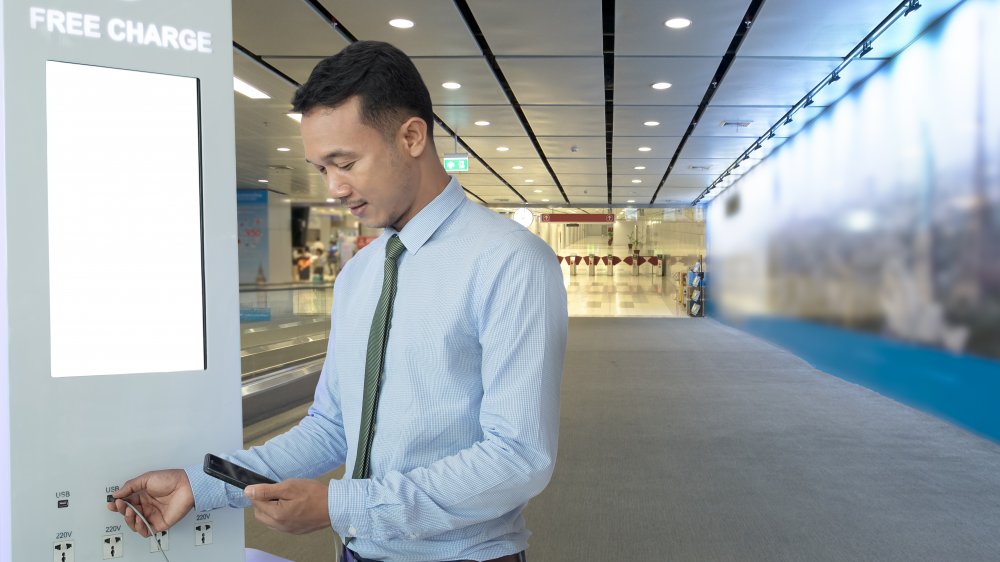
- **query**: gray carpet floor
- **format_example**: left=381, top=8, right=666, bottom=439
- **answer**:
left=245, top=317, right=1000, bottom=561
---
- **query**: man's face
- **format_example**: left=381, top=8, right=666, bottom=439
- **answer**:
left=301, top=97, right=417, bottom=230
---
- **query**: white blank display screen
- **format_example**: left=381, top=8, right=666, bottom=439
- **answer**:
left=46, top=61, right=205, bottom=377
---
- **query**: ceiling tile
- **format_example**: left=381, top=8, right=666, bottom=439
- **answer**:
left=498, top=58, right=605, bottom=105
left=434, top=105, right=525, bottom=137
left=612, top=136, right=681, bottom=159
left=615, top=57, right=721, bottom=105
left=616, top=0, right=753, bottom=56
left=614, top=106, right=697, bottom=136
left=233, top=0, right=347, bottom=56
left=521, top=106, right=606, bottom=137
left=317, top=0, right=480, bottom=56
left=538, top=137, right=605, bottom=160
left=468, top=0, right=603, bottom=55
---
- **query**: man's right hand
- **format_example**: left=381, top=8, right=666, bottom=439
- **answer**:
left=106, top=469, right=195, bottom=537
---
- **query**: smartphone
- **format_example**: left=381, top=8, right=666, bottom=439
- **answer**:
left=203, top=453, right=276, bottom=489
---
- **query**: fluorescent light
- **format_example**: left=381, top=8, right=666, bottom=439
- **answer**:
left=665, top=18, right=691, bottom=29
left=634, top=165, right=646, bottom=170
left=533, top=189, right=543, bottom=193
left=497, top=146, right=510, bottom=152
left=651, top=82, right=672, bottom=90
left=638, top=146, right=652, bottom=152
left=442, top=82, right=461, bottom=90
left=644, top=121, right=660, bottom=127
left=631, top=179, right=642, bottom=183
left=233, top=76, right=270, bottom=99
left=525, top=179, right=535, bottom=183
left=512, top=165, right=524, bottom=170
left=474, top=120, right=490, bottom=126
left=258, top=179, right=269, bottom=183
left=388, top=18, right=414, bottom=29
left=287, top=112, right=302, bottom=122
left=276, top=147, right=291, bottom=152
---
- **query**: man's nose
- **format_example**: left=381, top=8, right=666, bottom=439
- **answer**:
left=326, top=176, right=352, bottom=199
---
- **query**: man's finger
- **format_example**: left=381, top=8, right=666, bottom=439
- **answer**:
left=245, top=483, right=283, bottom=501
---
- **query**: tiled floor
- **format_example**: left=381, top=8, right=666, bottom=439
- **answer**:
left=561, top=264, right=689, bottom=317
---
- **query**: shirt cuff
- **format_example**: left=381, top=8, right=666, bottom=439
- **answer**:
left=183, top=464, right=250, bottom=512
left=328, top=477, right=371, bottom=540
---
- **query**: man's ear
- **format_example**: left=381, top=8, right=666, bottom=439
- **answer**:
left=398, top=116, right=428, bottom=158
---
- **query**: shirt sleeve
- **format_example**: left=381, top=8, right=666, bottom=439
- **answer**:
left=184, top=298, right=350, bottom=512
left=327, top=231, right=568, bottom=541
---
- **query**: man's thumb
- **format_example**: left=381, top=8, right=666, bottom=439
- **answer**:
left=245, top=483, right=277, bottom=501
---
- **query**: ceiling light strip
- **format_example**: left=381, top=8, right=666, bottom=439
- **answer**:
left=648, top=0, right=768, bottom=206
left=603, top=0, right=615, bottom=205
left=692, top=0, right=926, bottom=205
left=453, top=0, right=570, bottom=205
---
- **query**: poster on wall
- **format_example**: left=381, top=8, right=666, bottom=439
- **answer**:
left=237, top=189, right=269, bottom=285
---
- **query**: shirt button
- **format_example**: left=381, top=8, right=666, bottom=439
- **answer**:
left=348, top=526, right=357, bottom=536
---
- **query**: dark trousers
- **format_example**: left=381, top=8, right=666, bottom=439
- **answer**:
left=342, top=546, right=526, bottom=562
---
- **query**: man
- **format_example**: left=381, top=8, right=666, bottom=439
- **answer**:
left=108, top=40, right=568, bottom=562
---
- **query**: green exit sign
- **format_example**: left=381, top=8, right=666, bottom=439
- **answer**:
left=443, top=153, right=469, bottom=172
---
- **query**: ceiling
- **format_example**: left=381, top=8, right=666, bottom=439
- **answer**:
left=230, top=0, right=959, bottom=211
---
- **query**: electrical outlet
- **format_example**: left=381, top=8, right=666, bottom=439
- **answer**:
left=194, top=523, right=213, bottom=546
left=102, top=534, right=123, bottom=559
left=150, top=530, right=169, bottom=553
left=53, top=540, right=75, bottom=562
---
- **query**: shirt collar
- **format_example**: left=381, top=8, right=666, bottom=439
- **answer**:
left=384, top=176, right=465, bottom=255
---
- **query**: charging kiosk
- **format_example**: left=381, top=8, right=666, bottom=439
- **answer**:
left=2, top=1, right=243, bottom=560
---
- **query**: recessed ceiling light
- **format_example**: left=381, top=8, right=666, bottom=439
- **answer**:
left=233, top=77, right=270, bottom=99
left=638, top=146, right=652, bottom=152
left=326, top=198, right=336, bottom=203
left=651, top=82, right=672, bottom=90
left=665, top=18, right=691, bottom=29
left=287, top=113, right=302, bottom=122
left=634, top=165, right=646, bottom=170
left=442, top=82, right=461, bottom=90
left=525, top=179, right=535, bottom=183
left=276, top=147, right=291, bottom=152
left=389, top=18, right=414, bottom=29
left=644, top=121, right=660, bottom=127
left=541, top=199, right=550, bottom=202
left=496, top=146, right=510, bottom=152
left=631, top=179, right=642, bottom=184
left=627, top=199, right=636, bottom=203
left=512, top=165, right=524, bottom=170
left=474, top=120, right=490, bottom=126
left=533, top=189, right=543, bottom=193
left=257, top=179, right=269, bottom=183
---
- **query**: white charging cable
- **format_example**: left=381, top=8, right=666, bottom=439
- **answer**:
left=119, top=499, right=171, bottom=562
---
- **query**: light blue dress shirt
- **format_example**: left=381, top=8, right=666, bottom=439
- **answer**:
left=186, top=177, right=568, bottom=561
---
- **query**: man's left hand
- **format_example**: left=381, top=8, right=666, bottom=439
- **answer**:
left=245, top=479, right=330, bottom=535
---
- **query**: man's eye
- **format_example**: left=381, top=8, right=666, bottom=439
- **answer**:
left=317, top=166, right=327, bottom=175
left=336, top=162, right=354, bottom=171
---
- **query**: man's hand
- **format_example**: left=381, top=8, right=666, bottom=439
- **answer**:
left=245, top=479, right=331, bottom=535
left=106, top=469, right=195, bottom=537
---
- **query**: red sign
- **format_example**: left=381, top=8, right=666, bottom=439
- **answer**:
left=541, top=214, right=615, bottom=223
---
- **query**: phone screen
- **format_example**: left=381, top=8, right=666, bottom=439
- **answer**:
left=203, top=454, right=276, bottom=489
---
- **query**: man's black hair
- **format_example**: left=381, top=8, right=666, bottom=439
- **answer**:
left=291, top=41, right=435, bottom=139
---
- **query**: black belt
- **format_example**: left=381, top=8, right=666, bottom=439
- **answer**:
left=344, top=547, right=524, bottom=562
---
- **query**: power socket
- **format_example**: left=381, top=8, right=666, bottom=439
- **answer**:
left=194, top=523, right=213, bottom=546
left=150, top=530, right=169, bottom=553
left=53, top=540, right=75, bottom=562
left=102, top=533, right=124, bottom=559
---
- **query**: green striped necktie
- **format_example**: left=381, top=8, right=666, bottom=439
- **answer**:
left=352, top=234, right=406, bottom=480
